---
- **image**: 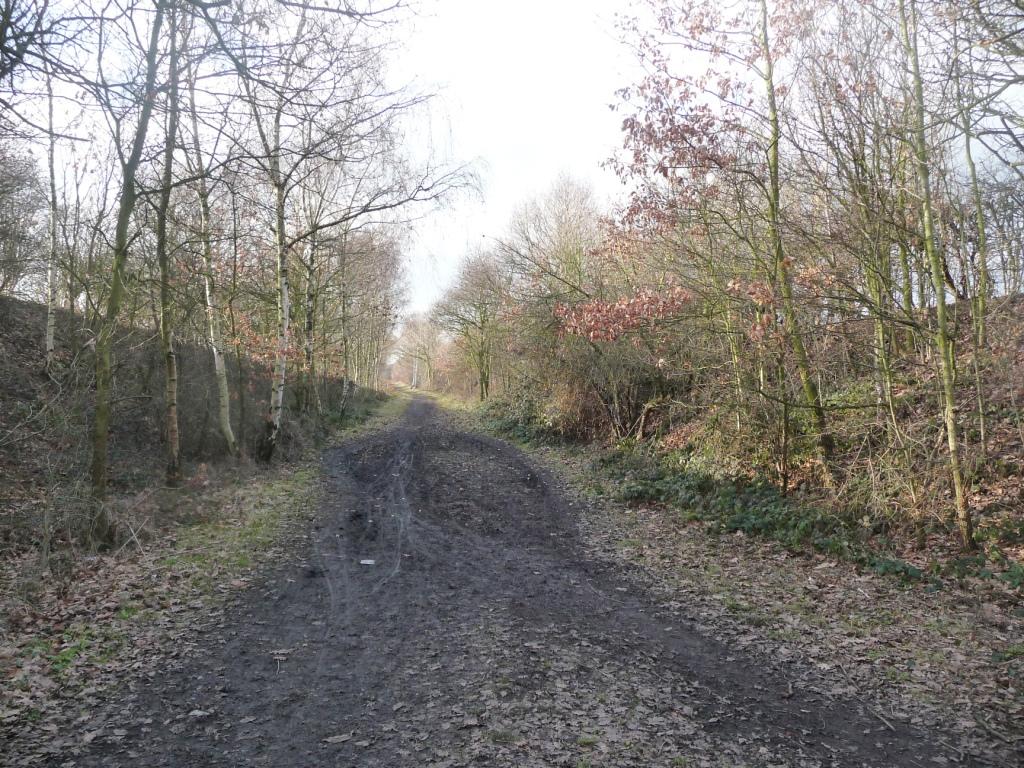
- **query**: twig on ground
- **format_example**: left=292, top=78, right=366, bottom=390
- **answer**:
left=865, top=703, right=897, bottom=733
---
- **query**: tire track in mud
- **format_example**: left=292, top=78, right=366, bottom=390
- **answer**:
left=70, top=396, right=976, bottom=768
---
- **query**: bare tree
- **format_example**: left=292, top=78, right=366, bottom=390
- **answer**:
left=433, top=251, right=506, bottom=401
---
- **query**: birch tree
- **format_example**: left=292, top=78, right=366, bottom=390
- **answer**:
left=153, top=4, right=182, bottom=485
left=183, top=37, right=237, bottom=455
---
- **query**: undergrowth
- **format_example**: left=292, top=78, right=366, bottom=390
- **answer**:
left=478, top=397, right=1023, bottom=593
left=597, top=444, right=1023, bottom=591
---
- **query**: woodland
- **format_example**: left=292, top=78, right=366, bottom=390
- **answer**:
left=1, top=0, right=463, bottom=547
left=1, top=0, right=1023, bottom=764
left=402, top=0, right=1024, bottom=578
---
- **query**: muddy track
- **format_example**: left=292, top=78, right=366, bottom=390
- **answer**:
left=71, top=397, right=967, bottom=767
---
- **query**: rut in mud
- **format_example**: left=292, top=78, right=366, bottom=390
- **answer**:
left=73, top=397, right=960, bottom=767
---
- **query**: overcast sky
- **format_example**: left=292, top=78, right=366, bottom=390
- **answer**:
left=393, top=0, right=639, bottom=313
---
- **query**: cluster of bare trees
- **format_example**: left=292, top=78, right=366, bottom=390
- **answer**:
left=409, top=0, right=1024, bottom=551
left=0, top=0, right=460, bottom=516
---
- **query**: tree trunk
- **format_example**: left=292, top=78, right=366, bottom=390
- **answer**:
left=45, top=65, right=58, bottom=370
left=156, top=7, right=181, bottom=486
left=303, top=242, right=322, bottom=415
left=91, top=3, right=166, bottom=500
left=188, top=67, right=238, bottom=456
left=760, top=0, right=833, bottom=465
left=229, top=188, right=247, bottom=453
left=899, top=0, right=974, bottom=549
left=260, top=175, right=291, bottom=461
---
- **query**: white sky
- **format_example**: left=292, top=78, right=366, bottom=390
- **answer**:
left=393, top=0, right=639, bottom=314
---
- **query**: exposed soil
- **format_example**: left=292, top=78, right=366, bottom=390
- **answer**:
left=60, top=397, right=984, bottom=767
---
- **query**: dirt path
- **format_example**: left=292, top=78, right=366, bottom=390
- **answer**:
left=71, top=397, right=967, bottom=767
